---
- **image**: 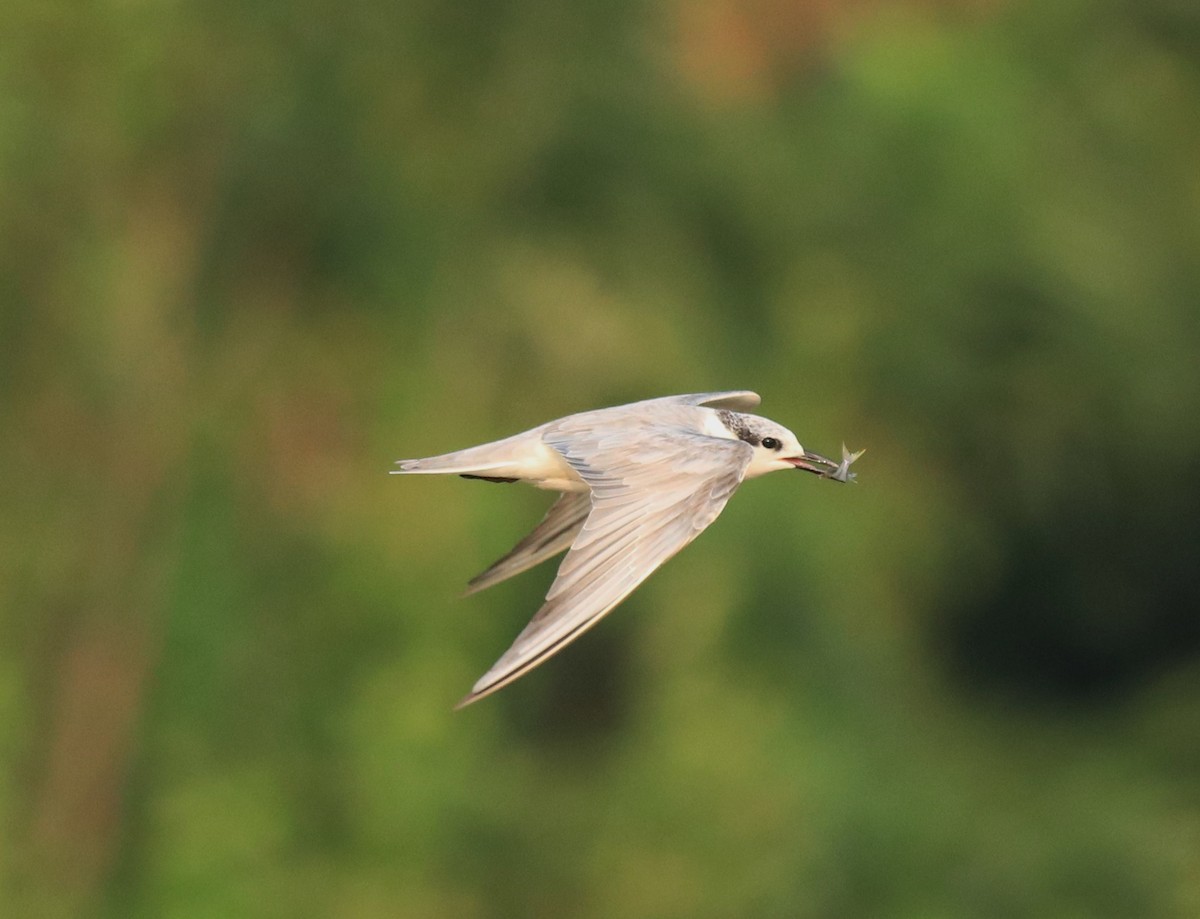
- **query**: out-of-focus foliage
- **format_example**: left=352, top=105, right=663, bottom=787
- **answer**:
left=3, top=0, right=1200, bottom=916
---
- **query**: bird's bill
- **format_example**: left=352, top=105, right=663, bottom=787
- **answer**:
left=786, top=450, right=839, bottom=475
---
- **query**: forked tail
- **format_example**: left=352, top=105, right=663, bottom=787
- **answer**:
left=390, top=430, right=538, bottom=478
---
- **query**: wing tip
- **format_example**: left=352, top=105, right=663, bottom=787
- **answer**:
left=453, top=677, right=502, bottom=710
left=460, top=578, right=489, bottom=598
left=693, top=390, right=761, bottom=410
left=453, top=691, right=480, bottom=711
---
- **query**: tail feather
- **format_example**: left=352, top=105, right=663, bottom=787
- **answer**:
left=390, top=456, right=514, bottom=476
left=390, top=430, right=539, bottom=477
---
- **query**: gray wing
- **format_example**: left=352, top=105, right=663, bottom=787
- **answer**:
left=662, top=391, right=761, bottom=410
left=456, top=419, right=753, bottom=707
left=463, top=491, right=592, bottom=596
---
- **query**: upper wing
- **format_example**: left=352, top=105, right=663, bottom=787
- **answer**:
left=663, top=391, right=761, bottom=410
left=463, top=491, right=591, bottom=596
left=457, top=418, right=753, bottom=707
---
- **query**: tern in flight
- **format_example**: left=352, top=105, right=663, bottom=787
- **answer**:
left=391, top=391, right=862, bottom=707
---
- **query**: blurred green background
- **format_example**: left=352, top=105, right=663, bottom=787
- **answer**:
left=4, top=0, right=1200, bottom=916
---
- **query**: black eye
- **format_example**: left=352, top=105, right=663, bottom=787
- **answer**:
left=761, top=437, right=781, bottom=450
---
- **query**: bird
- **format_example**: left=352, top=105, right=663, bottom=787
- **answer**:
left=390, top=391, right=862, bottom=708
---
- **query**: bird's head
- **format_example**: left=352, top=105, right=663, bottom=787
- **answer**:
left=717, top=411, right=841, bottom=480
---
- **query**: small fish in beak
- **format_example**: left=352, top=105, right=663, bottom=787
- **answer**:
left=827, top=443, right=864, bottom=483
left=788, top=443, right=864, bottom=483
